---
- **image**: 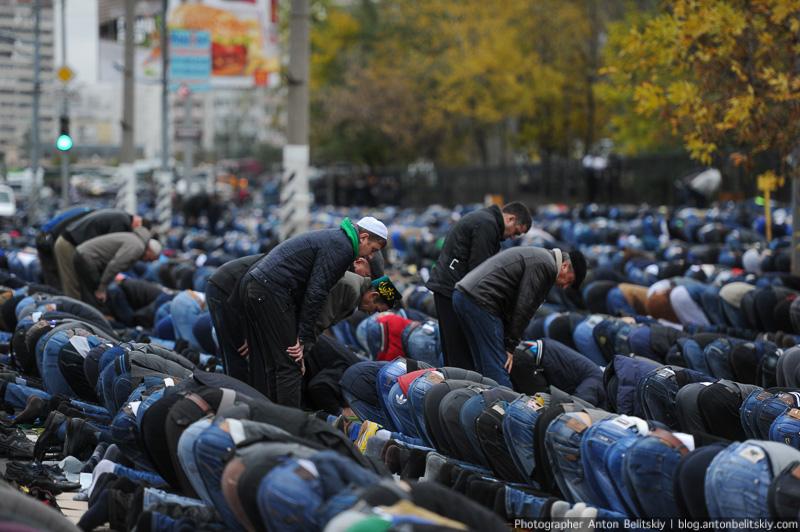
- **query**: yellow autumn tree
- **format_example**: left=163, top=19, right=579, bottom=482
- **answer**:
left=604, top=0, right=800, bottom=173
left=309, top=0, right=636, bottom=167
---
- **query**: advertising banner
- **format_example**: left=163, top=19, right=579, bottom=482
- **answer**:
left=169, top=29, right=212, bottom=92
left=168, top=0, right=279, bottom=88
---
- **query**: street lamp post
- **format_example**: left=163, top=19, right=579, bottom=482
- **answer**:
left=29, top=0, right=41, bottom=225
left=59, top=0, right=69, bottom=208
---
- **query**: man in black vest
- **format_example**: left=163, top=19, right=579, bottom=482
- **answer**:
left=427, top=202, right=531, bottom=370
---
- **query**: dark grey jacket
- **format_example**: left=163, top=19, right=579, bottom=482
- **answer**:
left=208, top=253, right=264, bottom=299
left=427, top=205, right=505, bottom=297
left=315, top=271, right=371, bottom=337
left=456, top=247, right=561, bottom=351
left=63, top=208, right=133, bottom=246
left=75, top=227, right=151, bottom=289
left=243, top=227, right=357, bottom=347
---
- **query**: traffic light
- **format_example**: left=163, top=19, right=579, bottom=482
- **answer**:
left=56, top=115, right=73, bottom=152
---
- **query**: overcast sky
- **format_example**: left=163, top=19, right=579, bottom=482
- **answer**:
left=54, top=0, right=99, bottom=84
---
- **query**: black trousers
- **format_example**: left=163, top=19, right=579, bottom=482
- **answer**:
left=242, top=280, right=301, bottom=408
left=206, top=282, right=249, bottom=383
left=163, top=388, right=225, bottom=497
left=140, top=392, right=184, bottom=490
left=434, top=292, right=476, bottom=371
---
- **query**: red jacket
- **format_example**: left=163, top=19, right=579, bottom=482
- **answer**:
left=376, top=313, right=414, bottom=361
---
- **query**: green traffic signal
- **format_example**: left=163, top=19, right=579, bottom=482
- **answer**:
left=56, top=133, right=73, bottom=151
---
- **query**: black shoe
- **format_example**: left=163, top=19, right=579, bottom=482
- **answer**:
left=81, top=442, right=109, bottom=473
left=0, top=427, right=34, bottom=459
left=4, top=461, right=81, bottom=494
left=88, top=472, right=119, bottom=507
left=108, top=488, right=135, bottom=531
left=0, top=371, right=20, bottom=383
left=150, top=500, right=219, bottom=522
left=102, top=443, right=124, bottom=464
left=63, top=418, right=98, bottom=460
left=28, top=486, right=63, bottom=515
left=33, top=410, right=66, bottom=461
left=136, top=511, right=155, bottom=532
left=47, top=394, right=72, bottom=414
left=401, top=448, right=428, bottom=479
left=125, top=486, right=146, bottom=532
left=384, top=443, right=410, bottom=475
left=13, top=395, right=48, bottom=425
left=56, top=400, right=84, bottom=419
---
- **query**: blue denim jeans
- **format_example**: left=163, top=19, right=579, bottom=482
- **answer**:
left=408, top=372, right=441, bottom=447
left=452, top=290, right=512, bottom=388
left=170, top=291, right=204, bottom=351
left=112, top=462, right=167, bottom=487
left=375, top=359, right=408, bottom=431
left=260, top=451, right=380, bottom=531
left=769, top=410, right=800, bottom=449
left=136, top=388, right=166, bottom=433
left=622, top=434, right=684, bottom=518
left=756, top=394, right=800, bottom=439
left=677, top=338, right=711, bottom=375
left=721, top=300, right=747, bottom=329
left=503, top=395, right=545, bottom=481
left=581, top=416, right=641, bottom=514
left=355, top=317, right=371, bottom=353
left=505, top=487, right=549, bottom=519
left=704, top=338, right=740, bottom=380
left=545, top=413, right=600, bottom=504
left=705, top=441, right=773, bottom=523
left=701, top=287, right=728, bottom=327
left=606, top=287, right=637, bottom=316
left=572, top=316, right=607, bottom=366
left=638, top=366, right=708, bottom=429
left=177, top=418, right=215, bottom=505
left=460, top=393, right=490, bottom=469
left=110, top=405, right=140, bottom=448
left=98, top=353, right=129, bottom=413
left=604, top=433, right=643, bottom=516
left=41, top=331, right=104, bottom=398
left=142, top=487, right=207, bottom=512
left=5, top=382, right=50, bottom=409
left=386, top=381, right=421, bottom=439
left=739, top=388, right=769, bottom=439
left=613, top=323, right=635, bottom=356
left=403, top=322, right=443, bottom=367
left=193, top=267, right=214, bottom=292
left=191, top=418, right=240, bottom=531
left=257, top=458, right=323, bottom=532
left=330, top=321, right=359, bottom=349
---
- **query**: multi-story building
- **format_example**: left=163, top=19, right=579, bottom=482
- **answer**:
left=0, top=0, right=56, bottom=168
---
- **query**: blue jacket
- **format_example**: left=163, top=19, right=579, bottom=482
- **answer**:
left=540, top=339, right=605, bottom=407
left=605, top=354, right=662, bottom=416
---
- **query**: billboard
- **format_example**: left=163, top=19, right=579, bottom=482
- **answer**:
left=167, top=0, right=279, bottom=88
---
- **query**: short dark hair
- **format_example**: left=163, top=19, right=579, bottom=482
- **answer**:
left=502, top=202, right=532, bottom=230
left=565, top=250, right=587, bottom=289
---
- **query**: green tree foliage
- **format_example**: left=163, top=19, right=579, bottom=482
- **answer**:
left=309, top=0, right=642, bottom=168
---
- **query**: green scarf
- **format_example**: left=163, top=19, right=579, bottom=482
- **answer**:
left=340, top=217, right=359, bottom=259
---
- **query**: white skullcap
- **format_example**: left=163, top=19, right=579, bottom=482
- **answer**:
left=147, top=239, right=163, bottom=256
left=356, top=216, right=388, bottom=240
left=742, top=248, right=763, bottom=274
